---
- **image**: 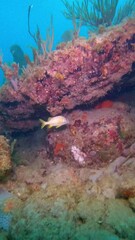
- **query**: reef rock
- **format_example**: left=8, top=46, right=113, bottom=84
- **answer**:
left=47, top=103, right=135, bottom=167
left=0, top=136, right=12, bottom=179
left=0, top=19, right=134, bottom=132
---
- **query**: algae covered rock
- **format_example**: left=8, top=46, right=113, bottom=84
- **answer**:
left=47, top=104, right=135, bottom=167
left=129, top=197, right=135, bottom=211
left=105, top=199, right=135, bottom=240
left=0, top=135, right=12, bottom=179
left=0, top=232, right=8, bottom=240
left=0, top=19, right=134, bottom=133
left=0, top=189, right=22, bottom=236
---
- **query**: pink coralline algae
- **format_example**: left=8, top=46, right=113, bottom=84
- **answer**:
left=47, top=104, right=135, bottom=167
left=48, top=107, right=135, bottom=167
left=0, top=19, right=134, bottom=133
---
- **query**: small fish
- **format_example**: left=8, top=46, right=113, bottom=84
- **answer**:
left=39, top=116, right=69, bottom=129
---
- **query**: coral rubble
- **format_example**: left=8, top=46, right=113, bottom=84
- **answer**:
left=0, top=19, right=134, bottom=133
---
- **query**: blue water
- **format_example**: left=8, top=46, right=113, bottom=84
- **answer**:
left=0, top=0, right=74, bottom=85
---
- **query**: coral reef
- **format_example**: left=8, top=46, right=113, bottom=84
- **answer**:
left=0, top=189, right=21, bottom=237
left=4, top=156, right=135, bottom=240
left=0, top=6, right=134, bottom=240
left=0, top=19, right=134, bottom=133
left=0, top=136, right=12, bottom=179
left=47, top=103, right=135, bottom=167
left=0, top=101, right=134, bottom=239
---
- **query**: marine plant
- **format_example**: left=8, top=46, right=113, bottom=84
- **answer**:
left=61, top=0, right=135, bottom=30
left=28, top=5, right=54, bottom=55
left=0, top=60, right=19, bottom=91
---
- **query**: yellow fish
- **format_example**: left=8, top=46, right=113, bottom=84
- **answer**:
left=39, top=116, right=69, bottom=129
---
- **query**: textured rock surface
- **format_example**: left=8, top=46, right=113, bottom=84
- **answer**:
left=0, top=123, right=135, bottom=239
left=7, top=162, right=135, bottom=240
left=0, top=136, right=12, bottom=178
left=47, top=103, right=135, bottom=167
left=0, top=19, right=134, bottom=133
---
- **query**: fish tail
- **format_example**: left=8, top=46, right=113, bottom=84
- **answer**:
left=39, top=119, right=47, bottom=129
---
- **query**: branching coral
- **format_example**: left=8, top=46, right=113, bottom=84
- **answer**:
left=0, top=59, right=19, bottom=91
left=62, top=0, right=135, bottom=29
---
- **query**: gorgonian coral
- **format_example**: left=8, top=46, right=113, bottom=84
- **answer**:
left=62, top=0, right=135, bottom=29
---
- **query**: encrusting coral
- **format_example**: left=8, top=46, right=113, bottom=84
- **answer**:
left=47, top=103, right=135, bottom=167
left=0, top=19, right=134, bottom=133
left=0, top=136, right=12, bottom=179
left=0, top=9, right=134, bottom=240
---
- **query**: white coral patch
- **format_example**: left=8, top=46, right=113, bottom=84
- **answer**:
left=71, top=146, right=86, bottom=165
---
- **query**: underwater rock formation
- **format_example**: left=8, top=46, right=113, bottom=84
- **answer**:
left=0, top=19, right=134, bottom=132
left=0, top=123, right=135, bottom=239
left=0, top=189, right=22, bottom=235
left=47, top=103, right=135, bottom=167
left=6, top=161, right=135, bottom=240
left=0, top=136, right=12, bottom=179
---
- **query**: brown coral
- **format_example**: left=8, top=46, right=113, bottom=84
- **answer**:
left=0, top=135, right=12, bottom=178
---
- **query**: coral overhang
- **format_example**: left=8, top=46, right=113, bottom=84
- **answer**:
left=0, top=19, right=135, bottom=133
